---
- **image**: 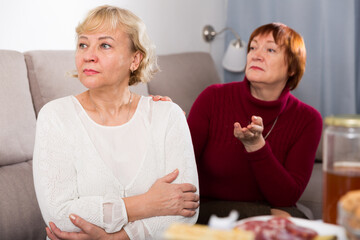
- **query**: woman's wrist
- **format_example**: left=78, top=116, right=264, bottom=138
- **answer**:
left=123, top=193, right=153, bottom=222
left=110, top=229, right=130, bottom=240
left=244, top=138, right=265, bottom=152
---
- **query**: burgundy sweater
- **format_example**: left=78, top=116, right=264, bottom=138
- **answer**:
left=187, top=79, right=323, bottom=207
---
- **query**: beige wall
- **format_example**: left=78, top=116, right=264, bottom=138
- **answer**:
left=0, top=0, right=227, bottom=80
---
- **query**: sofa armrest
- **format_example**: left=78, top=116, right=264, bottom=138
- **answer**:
left=298, top=162, right=323, bottom=219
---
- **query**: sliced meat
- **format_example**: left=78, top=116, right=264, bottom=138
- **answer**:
left=235, top=217, right=318, bottom=240
left=285, top=221, right=318, bottom=239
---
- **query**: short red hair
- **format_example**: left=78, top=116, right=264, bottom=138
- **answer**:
left=247, top=23, right=306, bottom=90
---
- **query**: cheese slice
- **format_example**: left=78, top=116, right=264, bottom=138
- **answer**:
left=163, top=223, right=254, bottom=240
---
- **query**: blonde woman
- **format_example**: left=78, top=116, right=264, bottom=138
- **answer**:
left=33, top=5, right=199, bottom=240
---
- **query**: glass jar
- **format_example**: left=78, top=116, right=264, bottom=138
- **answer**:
left=322, top=115, right=360, bottom=224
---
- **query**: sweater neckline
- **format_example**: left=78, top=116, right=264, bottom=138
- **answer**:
left=240, top=77, right=290, bottom=125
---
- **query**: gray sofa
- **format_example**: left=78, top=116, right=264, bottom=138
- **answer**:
left=0, top=50, right=322, bottom=240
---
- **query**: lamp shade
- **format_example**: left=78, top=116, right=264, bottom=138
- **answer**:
left=222, top=39, right=247, bottom=72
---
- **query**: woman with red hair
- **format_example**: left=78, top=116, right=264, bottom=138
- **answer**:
left=187, top=22, right=322, bottom=223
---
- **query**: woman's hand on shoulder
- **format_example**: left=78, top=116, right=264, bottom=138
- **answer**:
left=145, top=169, right=199, bottom=218
left=234, top=115, right=265, bottom=152
left=46, top=214, right=129, bottom=240
left=150, top=95, right=172, bottom=102
left=150, top=95, right=187, bottom=115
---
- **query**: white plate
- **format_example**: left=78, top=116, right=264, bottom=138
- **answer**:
left=236, top=216, right=347, bottom=240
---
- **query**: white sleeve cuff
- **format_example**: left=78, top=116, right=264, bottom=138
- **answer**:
left=124, top=221, right=151, bottom=240
left=103, top=198, right=128, bottom=233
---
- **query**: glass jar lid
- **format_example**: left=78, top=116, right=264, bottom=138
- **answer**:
left=325, top=115, right=360, bottom=128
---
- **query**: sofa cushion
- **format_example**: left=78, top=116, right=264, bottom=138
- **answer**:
left=148, top=52, right=221, bottom=115
left=0, top=160, right=46, bottom=240
left=25, top=50, right=149, bottom=116
left=0, top=50, right=36, bottom=166
left=25, top=50, right=87, bottom=115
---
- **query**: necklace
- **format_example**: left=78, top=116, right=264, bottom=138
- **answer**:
left=88, top=91, right=133, bottom=125
left=264, top=116, right=279, bottom=140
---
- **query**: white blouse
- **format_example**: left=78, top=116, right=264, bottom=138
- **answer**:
left=74, top=96, right=147, bottom=186
left=33, top=96, right=199, bottom=240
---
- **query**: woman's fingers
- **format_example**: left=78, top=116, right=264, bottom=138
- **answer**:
left=159, top=171, right=197, bottom=192
left=250, top=115, right=263, bottom=125
left=247, top=124, right=263, bottom=135
left=69, top=214, right=107, bottom=239
left=49, top=222, right=61, bottom=235
left=251, top=115, right=262, bottom=124
left=234, top=116, right=265, bottom=140
left=47, top=216, right=109, bottom=240
left=179, top=208, right=197, bottom=217
left=234, top=122, right=242, bottom=129
left=69, top=214, right=93, bottom=234
left=247, top=115, right=262, bottom=129
left=183, top=200, right=199, bottom=210
left=150, top=95, right=172, bottom=102
left=183, top=192, right=199, bottom=201
left=178, top=183, right=197, bottom=193
left=234, top=124, right=253, bottom=138
left=249, top=116, right=264, bottom=134
left=49, top=222, right=72, bottom=240
left=159, top=169, right=179, bottom=184
left=150, top=95, right=185, bottom=114
left=181, top=192, right=200, bottom=210
left=151, top=95, right=161, bottom=101
left=233, top=122, right=244, bottom=139
left=161, top=96, right=172, bottom=101
left=234, top=122, right=257, bottom=136
left=46, top=226, right=60, bottom=240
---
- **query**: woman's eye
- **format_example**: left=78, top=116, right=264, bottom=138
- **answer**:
left=101, top=43, right=111, bottom=49
left=268, top=48, right=276, bottom=53
left=249, top=46, right=255, bottom=51
left=78, top=43, right=87, bottom=49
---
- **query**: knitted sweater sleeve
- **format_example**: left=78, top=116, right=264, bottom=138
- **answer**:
left=124, top=103, right=199, bottom=240
left=187, top=86, right=214, bottom=162
left=33, top=101, right=128, bottom=233
left=244, top=107, right=323, bottom=207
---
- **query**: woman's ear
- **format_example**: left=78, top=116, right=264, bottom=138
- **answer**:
left=288, top=68, right=295, bottom=77
left=131, top=51, right=143, bottom=71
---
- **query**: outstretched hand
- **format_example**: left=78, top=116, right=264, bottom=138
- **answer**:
left=46, top=215, right=129, bottom=240
left=145, top=169, right=199, bottom=218
left=234, top=115, right=265, bottom=152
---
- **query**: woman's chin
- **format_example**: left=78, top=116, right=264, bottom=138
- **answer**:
left=247, top=77, right=265, bottom=84
left=79, top=78, right=102, bottom=89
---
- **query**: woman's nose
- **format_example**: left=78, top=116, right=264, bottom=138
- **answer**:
left=84, top=47, right=98, bottom=63
left=251, top=49, right=263, bottom=61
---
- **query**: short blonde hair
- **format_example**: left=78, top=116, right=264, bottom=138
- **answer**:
left=76, top=5, right=159, bottom=85
left=248, top=23, right=306, bottom=90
